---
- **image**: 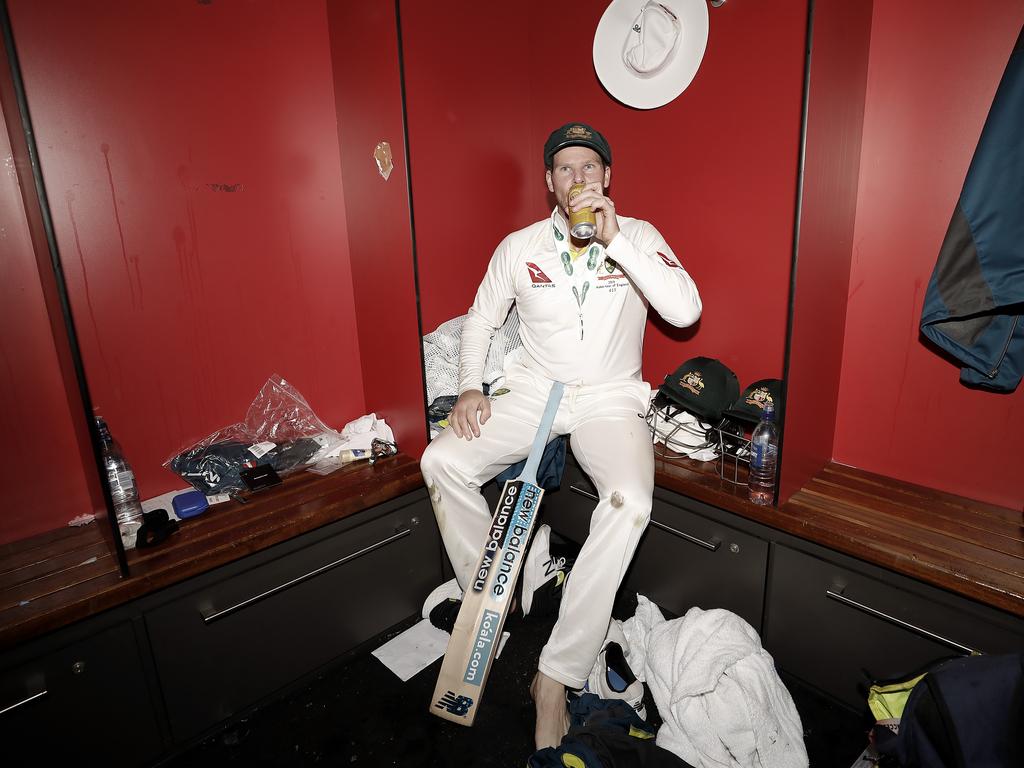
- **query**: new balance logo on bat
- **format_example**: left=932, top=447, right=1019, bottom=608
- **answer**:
left=435, top=690, right=473, bottom=717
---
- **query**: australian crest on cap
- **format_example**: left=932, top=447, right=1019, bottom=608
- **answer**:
left=745, top=387, right=773, bottom=409
left=565, top=124, right=592, bottom=140
left=680, top=370, right=704, bottom=395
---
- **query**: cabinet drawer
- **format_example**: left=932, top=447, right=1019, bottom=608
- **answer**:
left=625, top=495, right=769, bottom=630
left=146, top=493, right=438, bottom=742
left=766, top=544, right=1024, bottom=710
left=540, top=459, right=599, bottom=545
left=0, top=622, right=161, bottom=766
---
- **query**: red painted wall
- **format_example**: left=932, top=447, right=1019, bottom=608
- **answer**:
left=403, top=0, right=807, bottom=390
left=0, top=96, right=96, bottom=541
left=7, top=0, right=366, bottom=502
left=834, top=0, right=1024, bottom=509
left=779, top=0, right=873, bottom=502
left=327, top=0, right=427, bottom=458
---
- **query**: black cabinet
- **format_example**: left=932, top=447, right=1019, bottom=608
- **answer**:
left=765, top=543, right=1024, bottom=710
left=145, top=489, right=439, bottom=742
left=539, top=458, right=601, bottom=545
left=0, top=620, right=162, bottom=766
left=542, top=456, right=1024, bottom=714
left=1, top=487, right=441, bottom=765
left=542, top=458, right=769, bottom=631
left=625, top=491, right=769, bottom=631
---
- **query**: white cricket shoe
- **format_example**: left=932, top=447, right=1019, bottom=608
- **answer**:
left=584, top=622, right=647, bottom=720
left=521, top=524, right=569, bottom=617
left=421, top=577, right=463, bottom=633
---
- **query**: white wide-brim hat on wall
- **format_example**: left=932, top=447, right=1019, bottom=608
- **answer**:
left=593, top=0, right=709, bottom=110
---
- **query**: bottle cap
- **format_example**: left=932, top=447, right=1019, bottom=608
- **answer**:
left=95, top=416, right=112, bottom=441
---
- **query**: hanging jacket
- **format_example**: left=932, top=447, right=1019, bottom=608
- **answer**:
left=920, top=28, right=1024, bottom=392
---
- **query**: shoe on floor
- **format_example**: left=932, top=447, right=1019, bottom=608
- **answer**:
left=428, top=598, right=461, bottom=634
left=583, top=623, right=647, bottom=720
left=521, top=524, right=570, bottom=617
left=422, top=577, right=463, bottom=633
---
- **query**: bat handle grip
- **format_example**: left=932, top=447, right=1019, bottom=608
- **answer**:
left=521, top=381, right=565, bottom=482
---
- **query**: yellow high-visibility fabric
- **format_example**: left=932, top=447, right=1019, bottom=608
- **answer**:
left=867, top=673, right=927, bottom=721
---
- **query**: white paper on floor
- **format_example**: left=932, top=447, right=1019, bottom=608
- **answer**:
left=372, top=619, right=451, bottom=682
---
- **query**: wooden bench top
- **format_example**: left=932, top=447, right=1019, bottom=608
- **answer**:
left=2, top=451, right=1020, bottom=653
left=0, top=454, right=424, bottom=651
left=654, top=457, right=1024, bottom=619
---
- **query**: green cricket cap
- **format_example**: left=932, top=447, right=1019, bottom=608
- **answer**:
left=544, top=122, right=612, bottom=167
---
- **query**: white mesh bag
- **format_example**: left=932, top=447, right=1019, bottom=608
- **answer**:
left=422, top=306, right=522, bottom=406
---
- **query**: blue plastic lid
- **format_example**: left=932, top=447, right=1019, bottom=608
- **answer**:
left=172, top=490, right=209, bottom=519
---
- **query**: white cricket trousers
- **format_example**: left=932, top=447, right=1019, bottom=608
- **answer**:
left=420, top=361, right=653, bottom=689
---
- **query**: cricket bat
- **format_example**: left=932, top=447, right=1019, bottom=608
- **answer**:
left=430, top=380, right=565, bottom=726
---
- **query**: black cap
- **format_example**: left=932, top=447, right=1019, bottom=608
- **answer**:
left=658, top=357, right=740, bottom=423
left=721, top=379, right=784, bottom=425
left=543, top=122, right=612, bottom=167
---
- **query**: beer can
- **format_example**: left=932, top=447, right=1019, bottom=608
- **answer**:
left=568, top=183, right=596, bottom=239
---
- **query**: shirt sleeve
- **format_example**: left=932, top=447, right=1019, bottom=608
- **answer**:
left=458, top=235, right=517, bottom=395
left=605, top=220, right=702, bottom=327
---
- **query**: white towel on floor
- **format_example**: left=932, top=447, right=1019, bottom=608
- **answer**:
left=622, top=593, right=666, bottom=682
left=640, top=603, right=809, bottom=768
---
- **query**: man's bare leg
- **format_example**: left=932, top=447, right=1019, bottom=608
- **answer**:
left=530, top=670, right=569, bottom=751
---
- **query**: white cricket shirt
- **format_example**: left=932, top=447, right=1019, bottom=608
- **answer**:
left=458, top=209, right=701, bottom=392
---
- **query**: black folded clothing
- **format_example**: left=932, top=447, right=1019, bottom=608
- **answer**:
left=135, top=508, right=179, bottom=549
left=170, top=440, right=258, bottom=494
left=170, top=437, right=322, bottom=495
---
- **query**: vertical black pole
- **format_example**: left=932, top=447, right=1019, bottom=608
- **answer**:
left=776, top=0, right=816, bottom=508
left=0, top=0, right=129, bottom=575
left=393, top=0, right=430, bottom=447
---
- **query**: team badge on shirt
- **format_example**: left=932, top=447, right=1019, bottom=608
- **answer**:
left=598, top=257, right=626, bottom=281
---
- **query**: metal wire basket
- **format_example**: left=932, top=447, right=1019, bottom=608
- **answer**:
left=646, top=396, right=753, bottom=485
left=710, top=423, right=752, bottom=486
left=646, top=399, right=712, bottom=455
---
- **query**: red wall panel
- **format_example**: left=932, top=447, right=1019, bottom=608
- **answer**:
left=835, top=0, right=1024, bottom=508
left=327, top=0, right=427, bottom=459
left=401, top=5, right=539, bottom=336
left=779, top=0, right=873, bottom=502
left=0, top=98, right=96, bottom=542
left=8, top=0, right=365, bottom=500
left=403, top=0, right=807, bottom=390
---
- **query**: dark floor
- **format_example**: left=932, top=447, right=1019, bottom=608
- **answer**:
left=160, top=594, right=870, bottom=768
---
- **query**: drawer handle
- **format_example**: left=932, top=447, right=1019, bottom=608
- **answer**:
left=569, top=487, right=722, bottom=552
left=569, top=484, right=598, bottom=501
left=825, top=589, right=977, bottom=655
left=201, top=528, right=412, bottom=624
left=0, top=689, right=47, bottom=717
left=650, top=519, right=721, bottom=552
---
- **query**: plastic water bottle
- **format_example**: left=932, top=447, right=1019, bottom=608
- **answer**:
left=96, top=417, right=144, bottom=549
left=747, top=404, right=778, bottom=505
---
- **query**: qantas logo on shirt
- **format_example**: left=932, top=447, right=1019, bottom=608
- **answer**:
left=526, top=262, right=553, bottom=284
left=658, top=252, right=681, bottom=269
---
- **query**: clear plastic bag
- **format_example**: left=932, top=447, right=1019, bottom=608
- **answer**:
left=165, top=374, right=337, bottom=495
left=242, top=375, right=331, bottom=443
